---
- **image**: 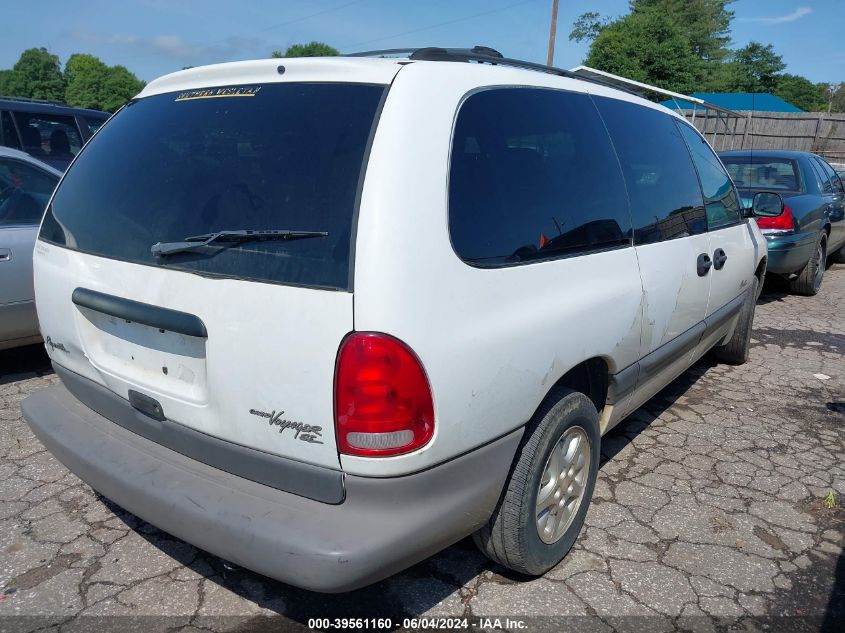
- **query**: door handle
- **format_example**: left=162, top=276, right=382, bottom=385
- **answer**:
left=697, top=253, right=712, bottom=276
left=713, top=248, right=727, bottom=270
left=0, top=248, right=10, bottom=262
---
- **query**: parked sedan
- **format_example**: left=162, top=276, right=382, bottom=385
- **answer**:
left=0, top=147, right=61, bottom=350
left=720, top=150, right=845, bottom=295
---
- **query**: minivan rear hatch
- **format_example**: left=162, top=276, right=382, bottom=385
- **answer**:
left=35, top=78, right=387, bottom=473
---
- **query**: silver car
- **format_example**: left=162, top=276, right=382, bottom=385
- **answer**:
left=0, top=146, right=60, bottom=350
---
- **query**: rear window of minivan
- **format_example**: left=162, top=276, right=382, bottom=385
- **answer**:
left=40, top=83, right=385, bottom=290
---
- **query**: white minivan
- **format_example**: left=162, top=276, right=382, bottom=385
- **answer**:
left=23, top=47, right=778, bottom=592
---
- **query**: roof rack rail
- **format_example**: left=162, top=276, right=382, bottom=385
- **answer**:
left=344, top=46, right=639, bottom=96
left=0, top=95, right=68, bottom=106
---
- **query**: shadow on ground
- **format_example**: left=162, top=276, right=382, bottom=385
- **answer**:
left=822, top=546, right=845, bottom=633
left=0, top=343, right=51, bottom=385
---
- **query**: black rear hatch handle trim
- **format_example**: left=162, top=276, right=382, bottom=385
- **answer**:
left=72, top=287, right=208, bottom=338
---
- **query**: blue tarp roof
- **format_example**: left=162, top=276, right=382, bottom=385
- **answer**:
left=660, top=92, right=803, bottom=112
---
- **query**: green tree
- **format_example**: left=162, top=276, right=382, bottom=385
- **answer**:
left=0, top=69, right=23, bottom=96
left=100, top=65, right=144, bottom=112
left=569, top=12, right=610, bottom=43
left=64, top=53, right=109, bottom=109
left=729, top=42, right=785, bottom=92
left=630, top=0, right=734, bottom=61
left=6, top=48, right=66, bottom=100
left=271, top=42, right=339, bottom=58
left=775, top=74, right=824, bottom=111
left=584, top=9, right=702, bottom=94
left=64, top=53, right=143, bottom=112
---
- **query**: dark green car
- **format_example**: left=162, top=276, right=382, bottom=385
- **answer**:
left=719, top=150, right=845, bottom=295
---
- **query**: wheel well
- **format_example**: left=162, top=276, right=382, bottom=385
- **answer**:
left=754, top=256, right=767, bottom=283
left=550, top=358, right=609, bottom=416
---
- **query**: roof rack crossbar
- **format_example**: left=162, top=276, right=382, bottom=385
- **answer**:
left=0, top=95, right=68, bottom=106
left=344, top=46, right=639, bottom=96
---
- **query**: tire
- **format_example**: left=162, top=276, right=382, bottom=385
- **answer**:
left=715, top=275, right=758, bottom=365
left=789, top=233, right=827, bottom=296
left=472, top=387, right=600, bottom=576
left=831, top=241, right=845, bottom=264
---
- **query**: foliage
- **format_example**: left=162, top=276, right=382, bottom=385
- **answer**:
left=65, top=53, right=144, bottom=112
left=774, top=74, right=826, bottom=112
left=571, top=2, right=840, bottom=112
left=585, top=8, right=702, bottom=94
left=569, top=12, right=610, bottom=43
left=98, top=65, right=144, bottom=112
left=728, top=42, right=785, bottom=92
left=271, top=42, right=339, bottom=58
left=0, top=49, right=144, bottom=112
left=630, top=0, right=734, bottom=61
left=0, top=69, right=21, bottom=96
left=3, top=48, right=66, bottom=101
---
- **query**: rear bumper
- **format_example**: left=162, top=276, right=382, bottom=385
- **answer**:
left=764, top=231, right=817, bottom=275
left=22, top=383, right=521, bottom=592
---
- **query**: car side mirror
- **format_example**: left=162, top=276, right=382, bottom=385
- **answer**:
left=744, top=191, right=785, bottom=218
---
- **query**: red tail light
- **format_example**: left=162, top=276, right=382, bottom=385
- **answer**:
left=756, top=205, right=794, bottom=231
left=335, top=333, right=434, bottom=457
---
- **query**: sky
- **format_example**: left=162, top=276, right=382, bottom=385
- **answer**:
left=1, top=0, right=843, bottom=84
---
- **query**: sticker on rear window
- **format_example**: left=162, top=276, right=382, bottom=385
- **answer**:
left=175, top=86, right=261, bottom=102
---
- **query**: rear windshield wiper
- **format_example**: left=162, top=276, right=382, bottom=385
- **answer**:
left=151, top=229, right=328, bottom=257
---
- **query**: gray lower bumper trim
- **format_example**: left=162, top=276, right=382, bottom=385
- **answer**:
left=22, top=383, right=522, bottom=592
left=53, top=362, right=344, bottom=504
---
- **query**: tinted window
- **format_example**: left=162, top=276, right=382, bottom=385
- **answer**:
left=594, top=97, right=705, bottom=245
left=1, top=111, right=21, bottom=150
left=0, top=158, right=59, bottom=226
left=448, top=88, right=631, bottom=266
left=676, top=123, right=741, bottom=230
left=721, top=156, right=802, bottom=192
left=13, top=112, right=82, bottom=159
left=41, top=83, right=384, bottom=289
left=805, top=157, right=828, bottom=191
left=84, top=116, right=107, bottom=135
left=814, top=156, right=844, bottom=193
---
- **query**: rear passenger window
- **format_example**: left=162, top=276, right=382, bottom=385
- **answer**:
left=594, top=97, right=706, bottom=245
left=448, top=88, right=631, bottom=266
left=814, top=157, right=844, bottom=194
left=676, top=122, right=741, bottom=230
left=12, top=112, right=82, bottom=159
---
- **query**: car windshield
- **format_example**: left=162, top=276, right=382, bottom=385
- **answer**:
left=40, top=82, right=385, bottom=289
left=721, top=156, right=802, bottom=193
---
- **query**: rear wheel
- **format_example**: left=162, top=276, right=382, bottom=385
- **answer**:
left=831, top=241, right=845, bottom=264
left=715, top=276, right=758, bottom=365
left=789, top=233, right=827, bottom=296
left=472, top=388, right=599, bottom=576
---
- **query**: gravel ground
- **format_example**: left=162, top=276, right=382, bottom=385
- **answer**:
left=1, top=266, right=843, bottom=633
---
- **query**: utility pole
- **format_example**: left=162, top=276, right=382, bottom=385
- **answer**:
left=547, top=0, right=559, bottom=66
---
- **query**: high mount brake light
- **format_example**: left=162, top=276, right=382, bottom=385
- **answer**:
left=335, top=333, right=434, bottom=457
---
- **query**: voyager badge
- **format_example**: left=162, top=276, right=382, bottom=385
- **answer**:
left=249, top=409, right=323, bottom=444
